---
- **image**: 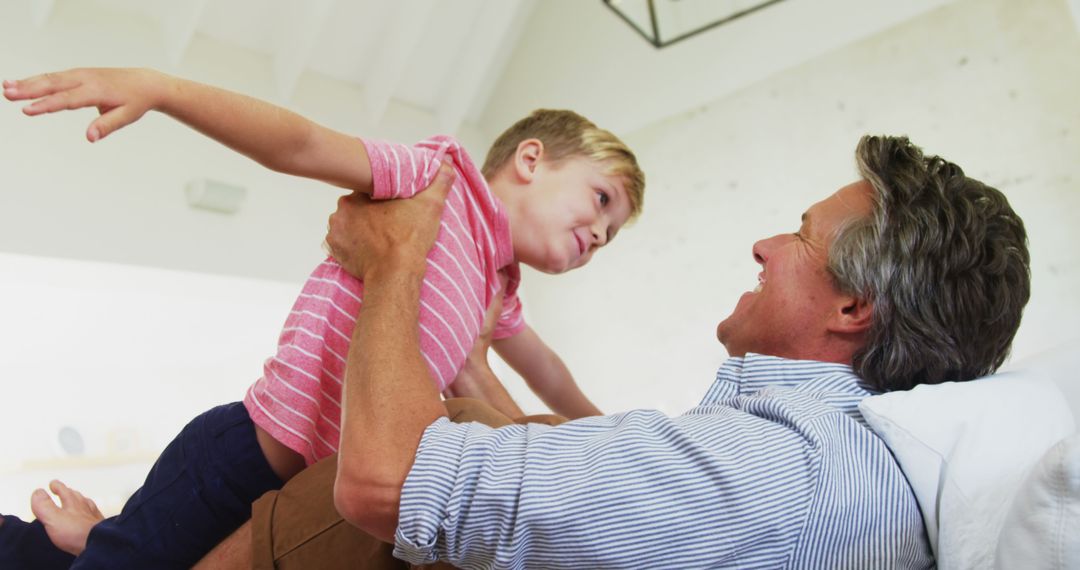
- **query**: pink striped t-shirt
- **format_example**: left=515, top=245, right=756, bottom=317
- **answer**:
left=244, top=135, right=524, bottom=465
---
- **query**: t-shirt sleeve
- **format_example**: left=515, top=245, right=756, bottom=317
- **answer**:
left=492, top=264, right=525, bottom=340
left=392, top=408, right=819, bottom=568
left=492, top=287, right=525, bottom=340
left=362, top=138, right=446, bottom=200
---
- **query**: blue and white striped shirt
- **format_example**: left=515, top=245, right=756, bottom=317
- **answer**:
left=394, top=354, right=934, bottom=569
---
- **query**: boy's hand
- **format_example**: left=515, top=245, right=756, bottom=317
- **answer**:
left=326, top=161, right=455, bottom=281
left=3, top=68, right=168, bottom=142
left=442, top=282, right=527, bottom=419
left=471, top=274, right=506, bottom=358
left=446, top=291, right=502, bottom=396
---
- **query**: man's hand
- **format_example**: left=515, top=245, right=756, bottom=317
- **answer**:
left=3, top=68, right=169, bottom=142
left=326, top=161, right=455, bottom=281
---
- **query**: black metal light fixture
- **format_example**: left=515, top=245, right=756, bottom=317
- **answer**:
left=602, top=0, right=787, bottom=49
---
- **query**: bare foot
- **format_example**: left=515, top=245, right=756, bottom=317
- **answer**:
left=30, top=480, right=105, bottom=556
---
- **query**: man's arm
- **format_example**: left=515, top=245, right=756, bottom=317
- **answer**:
left=3, top=68, right=373, bottom=193
left=326, top=163, right=455, bottom=542
left=493, top=326, right=602, bottom=418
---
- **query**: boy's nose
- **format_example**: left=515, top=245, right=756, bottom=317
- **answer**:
left=591, top=223, right=608, bottom=247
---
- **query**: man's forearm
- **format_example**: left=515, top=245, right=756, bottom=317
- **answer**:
left=334, top=262, right=448, bottom=542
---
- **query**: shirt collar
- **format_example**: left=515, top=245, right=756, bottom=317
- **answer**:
left=700, top=353, right=879, bottom=413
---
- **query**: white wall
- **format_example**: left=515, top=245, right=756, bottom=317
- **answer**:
left=513, top=0, right=1080, bottom=416
left=0, top=253, right=300, bottom=519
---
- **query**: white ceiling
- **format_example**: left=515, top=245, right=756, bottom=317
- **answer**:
left=25, top=0, right=536, bottom=134
left=480, top=0, right=959, bottom=136
left=6, top=0, right=961, bottom=138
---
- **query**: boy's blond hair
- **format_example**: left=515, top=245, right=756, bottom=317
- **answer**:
left=481, top=109, right=645, bottom=220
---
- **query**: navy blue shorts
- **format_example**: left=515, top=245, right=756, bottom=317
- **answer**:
left=0, top=401, right=282, bottom=569
left=0, top=515, right=76, bottom=569
left=76, top=401, right=282, bottom=569
left=61, top=403, right=282, bottom=565
left=4, top=403, right=280, bottom=565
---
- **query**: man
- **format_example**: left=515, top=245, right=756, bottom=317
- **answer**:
left=19, top=135, right=1031, bottom=568
left=225, top=134, right=1028, bottom=569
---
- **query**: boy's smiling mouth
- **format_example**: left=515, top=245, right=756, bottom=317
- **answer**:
left=573, top=232, right=587, bottom=257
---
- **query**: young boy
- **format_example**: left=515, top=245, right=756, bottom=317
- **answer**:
left=1, top=68, right=644, bottom=568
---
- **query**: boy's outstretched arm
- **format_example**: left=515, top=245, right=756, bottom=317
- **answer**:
left=493, top=327, right=603, bottom=419
left=2, top=68, right=373, bottom=193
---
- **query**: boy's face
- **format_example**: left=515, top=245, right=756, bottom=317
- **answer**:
left=512, top=157, right=633, bottom=274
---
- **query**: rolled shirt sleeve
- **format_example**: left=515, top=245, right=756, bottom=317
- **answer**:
left=394, top=404, right=820, bottom=569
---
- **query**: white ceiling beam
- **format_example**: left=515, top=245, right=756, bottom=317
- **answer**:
left=273, top=0, right=336, bottom=102
left=161, top=0, right=208, bottom=66
left=31, top=0, right=54, bottom=28
left=363, top=0, right=436, bottom=126
left=440, top=0, right=534, bottom=134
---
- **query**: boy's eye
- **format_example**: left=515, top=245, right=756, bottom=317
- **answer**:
left=597, top=190, right=610, bottom=207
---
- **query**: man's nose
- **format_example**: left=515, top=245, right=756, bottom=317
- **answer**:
left=752, top=235, right=783, bottom=264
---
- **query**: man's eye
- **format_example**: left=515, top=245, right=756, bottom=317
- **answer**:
left=597, top=191, right=610, bottom=206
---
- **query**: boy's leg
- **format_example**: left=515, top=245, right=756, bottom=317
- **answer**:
left=72, top=401, right=282, bottom=570
left=242, top=398, right=565, bottom=570
left=0, top=515, right=76, bottom=570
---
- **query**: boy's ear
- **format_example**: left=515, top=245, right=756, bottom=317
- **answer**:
left=828, top=294, right=873, bottom=335
left=513, top=139, right=544, bottom=183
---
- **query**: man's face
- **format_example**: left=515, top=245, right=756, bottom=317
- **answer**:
left=716, top=180, right=875, bottom=360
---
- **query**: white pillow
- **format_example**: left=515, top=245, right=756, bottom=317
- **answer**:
left=859, top=371, right=1075, bottom=570
left=995, top=434, right=1080, bottom=569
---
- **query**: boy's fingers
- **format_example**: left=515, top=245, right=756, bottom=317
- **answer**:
left=21, top=86, right=97, bottom=116
left=88, top=106, right=136, bottom=142
left=2, top=82, right=19, bottom=101
left=5, top=71, right=81, bottom=100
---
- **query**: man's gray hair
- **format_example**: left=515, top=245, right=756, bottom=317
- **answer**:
left=828, top=135, right=1030, bottom=392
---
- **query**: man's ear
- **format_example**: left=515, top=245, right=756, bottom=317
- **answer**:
left=829, top=295, right=873, bottom=335
left=513, top=139, right=544, bottom=183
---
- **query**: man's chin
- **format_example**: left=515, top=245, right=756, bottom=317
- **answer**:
left=716, top=316, right=750, bottom=357
left=715, top=318, right=733, bottom=344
